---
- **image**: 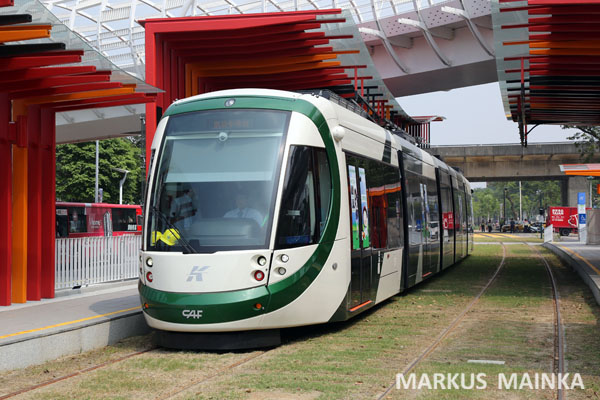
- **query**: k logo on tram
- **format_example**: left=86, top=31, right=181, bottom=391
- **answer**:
left=186, top=266, right=210, bottom=282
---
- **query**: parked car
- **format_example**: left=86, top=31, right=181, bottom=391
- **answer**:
left=501, top=222, right=525, bottom=233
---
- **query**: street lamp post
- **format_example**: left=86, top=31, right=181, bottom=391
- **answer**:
left=536, top=189, right=543, bottom=239
left=503, top=187, right=507, bottom=227
left=111, top=167, right=130, bottom=205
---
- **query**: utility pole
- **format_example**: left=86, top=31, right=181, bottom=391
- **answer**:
left=503, top=187, right=507, bottom=227
left=95, top=140, right=99, bottom=203
left=519, top=181, right=522, bottom=221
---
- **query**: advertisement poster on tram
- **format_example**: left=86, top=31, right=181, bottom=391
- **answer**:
left=359, top=167, right=370, bottom=247
left=348, top=166, right=360, bottom=250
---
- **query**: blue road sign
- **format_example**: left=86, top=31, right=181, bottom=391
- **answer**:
left=578, top=192, right=586, bottom=205
left=579, top=213, right=587, bottom=225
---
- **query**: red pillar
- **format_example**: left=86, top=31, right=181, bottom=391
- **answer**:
left=40, top=108, right=55, bottom=299
left=12, top=116, right=28, bottom=304
left=0, top=93, right=12, bottom=306
left=145, top=26, right=158, bottom=174
left=27, top=105, right=42, bottom=301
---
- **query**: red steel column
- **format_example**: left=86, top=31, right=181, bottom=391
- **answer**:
left=12, top=115, right=28, bottom=304
left=40, top=108, right=55, bottom=298
left=0, top=93, right=12, bottom=306
left=145, top=25, right=157, bottom=174
left=27, top=105, right=42, bottom=301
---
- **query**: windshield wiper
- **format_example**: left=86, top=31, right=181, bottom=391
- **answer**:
left=151, top=206, right=197, bottom=254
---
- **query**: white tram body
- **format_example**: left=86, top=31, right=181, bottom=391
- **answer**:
left=139, top=89, right=473, bottom=347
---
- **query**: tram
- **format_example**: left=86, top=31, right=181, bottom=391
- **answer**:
left=56, top=202, right=142, bottom=238
left=138, top=89, right=473, bottom=349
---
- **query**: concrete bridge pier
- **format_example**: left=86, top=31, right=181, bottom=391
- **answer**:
left=565, top=176, right=590, bottom=208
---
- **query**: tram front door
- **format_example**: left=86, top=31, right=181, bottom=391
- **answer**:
left=348, top=165, right=373, bottom=312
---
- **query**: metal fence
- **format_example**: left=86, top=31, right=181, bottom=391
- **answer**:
left=55, top=235, right=141, bottom=290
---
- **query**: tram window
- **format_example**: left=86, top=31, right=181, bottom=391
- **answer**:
left=426, top=177, right=439, bottom=240
left=275, top=146, right=330, bottom=249
left=56, top=208, right=68, bottom=238
left=112, top=208, right=137, bottom=232
left=68, top=207, right=87, bottom=233
left=149, top=109, right=290, bottom=251
left=316, top=150, right=332, bottom=236
left=346, top=155, right=402, bottom=250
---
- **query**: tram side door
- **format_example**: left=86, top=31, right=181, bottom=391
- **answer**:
left=348, top=165, right=373, bottom=311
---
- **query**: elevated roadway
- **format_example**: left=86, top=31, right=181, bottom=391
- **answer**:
left=429, top=142, right=600, bottom=206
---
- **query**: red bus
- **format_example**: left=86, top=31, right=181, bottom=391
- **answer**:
left=56, top=202, right=142, bottom=238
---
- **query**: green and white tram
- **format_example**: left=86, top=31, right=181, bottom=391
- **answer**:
left=139, top=89, right=473, bottom=349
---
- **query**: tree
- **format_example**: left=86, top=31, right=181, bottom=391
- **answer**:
left=56, top=137, right=144, bottom=204
left=473, top=181, right=562, bottom=224
left=562, top=125, right=600, bottom=162
left=473, top=188, right=499, bottom=223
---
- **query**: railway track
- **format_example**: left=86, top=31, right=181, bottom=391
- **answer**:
left=0, top=348, right=155, bottom=400
left=376, top=243, right=508, bottom=399
left=377, top=241, right=567, bottom=400
left=0, top=344, right=274, bottom=400
left=528, top=243, right=567, bottom=400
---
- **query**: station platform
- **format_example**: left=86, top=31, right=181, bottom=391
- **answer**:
left=544, top=237, right=600, bottom=306
left=0, top=281, right=149, bottom=372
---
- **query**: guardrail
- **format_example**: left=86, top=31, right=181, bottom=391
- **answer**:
left=55, top=235, right=141, bottom=290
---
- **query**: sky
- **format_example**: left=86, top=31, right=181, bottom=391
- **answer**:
left=397, top=82, right=580, bottom=146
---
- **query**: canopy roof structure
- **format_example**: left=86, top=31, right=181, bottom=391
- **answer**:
left=141, top=8, right=434, bottom=161
left=0, top=0, right=159, bottom=306
left=39, top=0, right=446, bottom=74
left=493, top=0, right=600, bottom=145
left=560, top=164, right=600, bottom=177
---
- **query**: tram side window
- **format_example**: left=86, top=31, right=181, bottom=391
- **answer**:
left=346, top=155, right=402, bottom=250
left=56, top=208, right=69, bottom=238
left=404, top=170, right=424, bottom=245
left=426, top=177, right=439, bottom=240
left=439, top=173, right=453, bottom=241
left=275, top=146, right=331, bottom=249
left=68, top=207, right=87, bottom=233
left=112, top=208, right=137, bottom=232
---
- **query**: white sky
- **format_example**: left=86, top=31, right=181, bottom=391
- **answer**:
left=398, top=82, right=580, bottom=146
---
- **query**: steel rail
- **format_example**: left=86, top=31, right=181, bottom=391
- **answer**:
left=0, top=347, right=156, bottom=400
left=528, top=243, right=566, bottom=400
left=156, top=350, right=271, bottom=400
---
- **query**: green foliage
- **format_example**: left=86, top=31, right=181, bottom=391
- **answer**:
left=562, top=125, right=600, bottom=162
left=473, top=181, right=561, bottom=223
left=56, top=138, right=144, bottom=204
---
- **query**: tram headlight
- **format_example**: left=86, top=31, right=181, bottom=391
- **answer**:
left=257, top=256, right=267, bottom=266
left=145, top=257, right=153, bottom=267
left=280, top=254, right=289, bottom=263
left=276, top=267, right=287, bottom=276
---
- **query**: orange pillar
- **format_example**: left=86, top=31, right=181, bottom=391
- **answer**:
left=27, top=105, right=42, bottom=301
left=40, top=108, right=55, bottom=299
left=0, top=93, right=12, bottom=306
left=11, top=116, right=28, bottom=303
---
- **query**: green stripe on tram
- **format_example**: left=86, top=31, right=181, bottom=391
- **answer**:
left=141, top=94, right=341, bottom=325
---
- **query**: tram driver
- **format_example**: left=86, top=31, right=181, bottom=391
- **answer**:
left=224, top=193, right=263, bottom=226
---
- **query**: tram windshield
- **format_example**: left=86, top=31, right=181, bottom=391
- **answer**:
left=148, top=109, right=290, bottom=253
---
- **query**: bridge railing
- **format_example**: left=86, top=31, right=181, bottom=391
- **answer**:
left=55, top=235, right=141, bottom=290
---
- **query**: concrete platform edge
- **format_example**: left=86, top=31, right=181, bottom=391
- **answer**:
left=543, top=242, right=600, bottom=306
left=0, top=311, right=151, bottom=372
